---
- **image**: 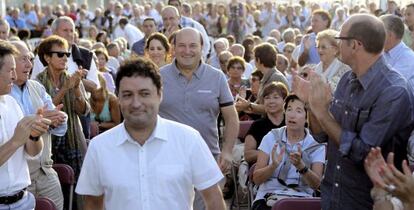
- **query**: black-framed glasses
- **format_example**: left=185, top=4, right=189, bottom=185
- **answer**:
left=334, top=36, right=357, bottom=41
left=48, top=51, right=71, bottom=58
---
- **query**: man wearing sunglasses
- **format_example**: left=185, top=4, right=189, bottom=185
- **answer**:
left=293, top=14, right=414, bottom=210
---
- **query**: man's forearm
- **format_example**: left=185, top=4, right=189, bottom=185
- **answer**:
left=315, top=110, right=342, bottom=146
left=0, top=140, right=20, bottom=166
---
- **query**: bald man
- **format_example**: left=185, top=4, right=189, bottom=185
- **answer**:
left=294, top=14, right=414, bottom=210
left=159, top=28, right=239, bottom=210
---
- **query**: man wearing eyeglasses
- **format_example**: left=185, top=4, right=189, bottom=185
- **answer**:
left=9, top=41, right=68, bottom=210
left=293, top=14, right=414, bottom=210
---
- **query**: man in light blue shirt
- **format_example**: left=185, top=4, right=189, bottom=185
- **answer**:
left=20, top=2, right=39, bottom=31
left=381, top=14, right=414, bottom=86
left=9, top=41, right=67, bottom=210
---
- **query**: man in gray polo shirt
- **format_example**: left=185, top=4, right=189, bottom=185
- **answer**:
left=159, top=28, right=239, bottom=210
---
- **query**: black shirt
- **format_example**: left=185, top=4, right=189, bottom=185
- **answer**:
left=246, top=115, right=285, bottom=148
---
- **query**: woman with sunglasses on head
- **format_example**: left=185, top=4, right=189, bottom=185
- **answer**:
left=36, top=35, right=90, bottom=181
left=144, top=32, right=171, bottom=68
left=315, top=29, right=350, bottom=91
left=251, top=95, right=325, bottom=210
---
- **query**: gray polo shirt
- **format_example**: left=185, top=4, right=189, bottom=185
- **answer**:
left=159, top=60, right=234, bottom=155
left=258, top=67, right=289, bottom=98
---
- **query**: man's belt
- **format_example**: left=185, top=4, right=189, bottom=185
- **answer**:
left=0, top=189, right=25, bottom=205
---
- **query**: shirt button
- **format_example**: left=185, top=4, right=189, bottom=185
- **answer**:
left=335, top=183, right=339, bottom=187
left=336, top=165, right=340, bottom=170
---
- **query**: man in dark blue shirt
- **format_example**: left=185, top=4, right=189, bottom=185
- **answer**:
left=294, top=14, right=414, bottom=210
left=131, top=18, right=157, bottom=56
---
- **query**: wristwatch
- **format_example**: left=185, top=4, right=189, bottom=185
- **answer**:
left=298, top=166, right=309, bottom=174
left=29, top=135, right=40, bottom=141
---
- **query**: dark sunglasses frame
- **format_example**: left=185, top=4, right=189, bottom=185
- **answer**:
left=48, top=51, right=71, bottom=58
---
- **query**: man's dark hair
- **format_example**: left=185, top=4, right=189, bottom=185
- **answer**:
left=380, top=14, right=405, bottom=40
left=0, top=40, right=18, bottom=69
left=115, top=57, right=162, bottom=95
left=168, top=0, right=181, bottom=6
left=254, top=43, right=277, bottom=68
left=119, top=17, right=129, bottom=26
left=347, top=14, right=386, bottom=54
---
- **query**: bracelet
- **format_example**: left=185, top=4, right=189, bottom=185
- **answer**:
left=298, top=166, right=309, bottom=174
left=29, top=135, right=40, bottom=141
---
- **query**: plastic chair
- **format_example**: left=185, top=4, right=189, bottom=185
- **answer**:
left=35, top=197, right=57, bottom=210
left=271, top=197, right=321, bottom=210
left=247, top=163, right=257, bottom=208
left=238, top=120, right=254, bottom=142
left=53, top=164, right=75, bottom=210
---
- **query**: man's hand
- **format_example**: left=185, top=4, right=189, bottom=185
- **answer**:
left=30, top=107, right=51, bottom=138
left=218, top=151, right=233, bottom=173
left=291, top=71, right=310, bottom=103
left=43, top=104, right=67, bottom=128
left=308, top=71, right=332, bottom=117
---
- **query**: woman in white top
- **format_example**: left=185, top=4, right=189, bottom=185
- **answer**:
left=252, top=95, right=325, bottom=210
left=315, top=29, right=350, bottom=91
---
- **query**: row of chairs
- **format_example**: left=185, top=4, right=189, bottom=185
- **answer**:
left=35, top=164, right=75, bottom=210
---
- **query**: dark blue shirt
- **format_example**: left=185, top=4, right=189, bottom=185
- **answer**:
left=316, top=56, right=414, bottom=210
left=131, top=38, right=146, bottom=56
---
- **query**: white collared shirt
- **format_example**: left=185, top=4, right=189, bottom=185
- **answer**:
left=76, top=116, right=223, bottom=210
left=0, top=95, right=36, bottom=196
left=315, top=58, right=350, bottom=91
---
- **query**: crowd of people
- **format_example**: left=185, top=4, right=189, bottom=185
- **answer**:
left=2, top=0, right=414, bottom=210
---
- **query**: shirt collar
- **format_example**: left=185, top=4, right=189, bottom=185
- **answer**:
left=387, top=41, right=405, bottom=60
left=355, top=55, right=387, bottom=90
left=170, top=58, right=204, bottom=80
left=116, top=115, right=168, bottom=146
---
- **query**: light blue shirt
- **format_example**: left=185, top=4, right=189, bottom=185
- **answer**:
left=298, top=32, right=320, bottom=65
left=384, top=41, right=414, bottom=88
left=20, top=11, right=38, bottom=30
left=9, top=80, right=67, bottom=136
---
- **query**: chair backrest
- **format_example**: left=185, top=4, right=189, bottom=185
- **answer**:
left=53, top=163, right=75, bottom=185
left=238, top=120, right=254, bottom=140
left=271, top=197, right=321, bottom=210
left=35, top=197, right=57, bottom=210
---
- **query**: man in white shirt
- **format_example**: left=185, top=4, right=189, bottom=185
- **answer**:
left=76, top=57, right=226, bottom=210
left=0, top=41, right=50, bottom=209
left=118, top=17, right=144, bottom=49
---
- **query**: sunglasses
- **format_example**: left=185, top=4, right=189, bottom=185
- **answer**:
left=48, top=51, right=71, bottom=58
left=299, top=72, right=308, bottom=78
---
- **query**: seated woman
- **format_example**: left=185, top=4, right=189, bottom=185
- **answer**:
left=244, top=82, right=288, bottom=165
left=145, top=32, right=171, bottom=68
left=315, top=29, right=350, bottom=91
left=227, top=56, right=250, bottom=98
left=90, top=75, right=121, bottom=137
left=94, top=48, right=116, bottom=92
left=252, top=95, right=325, bottom=210
left=238, top=70, right=263, bottom=121
left=36, top=35, right=90, bottom=179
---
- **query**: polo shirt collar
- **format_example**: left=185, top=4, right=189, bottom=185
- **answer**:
left=171, top=59, right=205, bottom=80
left=116, top=115, right=169, bottom=146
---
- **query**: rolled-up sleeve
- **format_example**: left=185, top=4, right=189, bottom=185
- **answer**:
left=339, top=85, right=413, bottom=164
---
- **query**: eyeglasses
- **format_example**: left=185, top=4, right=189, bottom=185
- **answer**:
left=18, top=55, right=34, bottom=63
left=284, top=49, right=293, bottom=53
left=299, top=72, right=308, bottom=78
left=334, top=36, right=357, bottom=41
left=316, top=45, right=334, bottom=50
left=48, top=51, right=71, bottom=58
